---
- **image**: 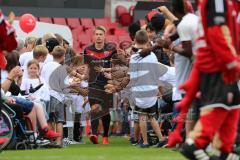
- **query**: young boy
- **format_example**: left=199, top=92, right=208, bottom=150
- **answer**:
left=33, top=45, right=48, bottom=64
left=41, top=46, right=66, bottom=147
left=128, top=30, right=167, bottom=148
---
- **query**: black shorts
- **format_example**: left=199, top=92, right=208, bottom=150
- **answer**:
left=88, top=84, right=113, bottom=119
left=88, top=84, right=113, bottom=109
left=135, top=103, right=157, bottom=116
left=198, top=72, right=240, bottom=110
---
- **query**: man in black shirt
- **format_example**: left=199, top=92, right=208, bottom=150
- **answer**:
left=84, top=26, right=116, bottom=144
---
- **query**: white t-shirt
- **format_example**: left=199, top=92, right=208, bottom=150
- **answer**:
left=177, top=13, right=199, bottom=45
left=42, top=63, right=69, bottom=102
left=44, top=54, right=53, bottom=64
left=128, top=52, right=159, bottom=108
left=174, top=53, right=192, bottom=94
left=159, top=66, right=182, bottom=101
left=40, top=61, right=61, bottom=88
left=20, top=77, right=50, bottom=101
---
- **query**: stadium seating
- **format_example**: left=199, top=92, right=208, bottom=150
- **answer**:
left=67, top=18, right=81, bottom=29
left=78, top=34, right=92, bottom=48
left=93, top=18, right=111, bottom=27
left=114, top=28, right=128, bottom=36
left=115, top=5, right=128, bottom=21
left=53, top=17, right=67, bottom=25
left=106, top=35, right=119, bottom=44
left=85, top=28, right=94, bottom=35
left=39, top=17, right=53, bottom=23
left=80, top=18, right=94, bottom=30
left=35, top=16, right=132, bottom=54
left=119, top=13, right=133, bottom=26
left=118, top=35, right=131, bottom=43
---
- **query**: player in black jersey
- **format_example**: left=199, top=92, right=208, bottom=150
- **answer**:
left=84, top=26, right=116, bottom=144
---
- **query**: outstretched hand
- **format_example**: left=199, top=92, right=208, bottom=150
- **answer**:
left=94, top=66, right=104, bottom=73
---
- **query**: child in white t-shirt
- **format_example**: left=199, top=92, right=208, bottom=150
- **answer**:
left=128, top=30, right=167, bottom=148
left=21, top=59, right=50, bottom=119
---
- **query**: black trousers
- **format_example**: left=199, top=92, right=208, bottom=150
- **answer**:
left=73, top=113, right=83, bottom=142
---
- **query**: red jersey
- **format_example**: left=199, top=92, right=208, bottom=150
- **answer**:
left=194, top=0, right=240, bottom=73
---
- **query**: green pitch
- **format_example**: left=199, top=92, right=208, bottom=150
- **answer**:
left=0, top=137, right=185, bottom=160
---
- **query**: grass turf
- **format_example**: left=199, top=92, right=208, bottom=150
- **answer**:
left=0, top=137, right=186, bottom=160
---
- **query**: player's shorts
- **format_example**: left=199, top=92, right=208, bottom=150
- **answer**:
left=198, top=72, right=240, bottom=110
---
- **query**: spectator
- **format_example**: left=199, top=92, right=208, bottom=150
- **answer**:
left=41, top=46, right=66, bottom=147
left=128, top=30, right=167, bottom=148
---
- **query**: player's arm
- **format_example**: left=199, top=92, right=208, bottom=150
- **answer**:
left=171, top=41, right=193, bottom=58
left=157, top=6, right=178, bottom=22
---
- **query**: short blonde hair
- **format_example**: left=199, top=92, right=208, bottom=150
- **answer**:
left=94, top=26, right=107, bottom=34
left=33, top=45, right=48, bottom=59
left=25, top=36, right=37, bottom=47
left=52, top=45, right=66, bottom=59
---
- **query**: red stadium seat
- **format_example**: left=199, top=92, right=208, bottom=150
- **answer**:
left=115, top=5, right=128, bottom=21
left=71, top=27, right=84, bottom=41
left=119, top=13, right=133, bottom=26
left=81, top=44, right=89, bottom=52
left=71, top=27, right=84, bottom=35
left=53, top=18, right=67, bottom=25
left=85, top=28, right=94, bottom=35
left=73, top=40, right=81, bottom=51
left=93, top=18, right=111, bottom=27
left=118, top=35, right=131, bottom=43
left=67, top=18, right=81, bottom=29
left=80, top=18, right=94, bottom=30
left=106, top=35, right=119, bottom=44
left=39, top=17, right=52, bottom=23
left=75, top=47, right=83, bottom=54
left=114, top=28, right=128, bottom=36
left=107, top=22, right=119, bottom=35
left=78, top=34, right=92, bottom=47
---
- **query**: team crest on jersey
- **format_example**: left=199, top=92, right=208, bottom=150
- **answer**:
left=104, top=51, right=110, bottom=56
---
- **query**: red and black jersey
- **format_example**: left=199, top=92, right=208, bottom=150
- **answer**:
left=84, top=43, right=116, bottom=85
left=194, top=0, right=240, bottom=73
